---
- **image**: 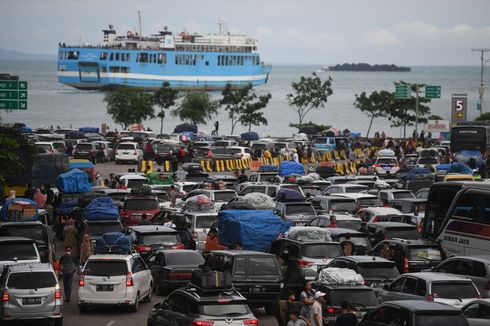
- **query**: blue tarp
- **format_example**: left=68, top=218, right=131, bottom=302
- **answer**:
left=277, top=161, right=305, bottom=177
left=0, top=198, right=39, bottom=222
left=349, top=131, right=361, bottom=138
left=447, top=162, right=473, bottom=175
left=241, top=131, right=259, bottom=141
left=84, top=197, right=119, bottom=221
left=95, top=232, right=132, bottom=254
left=218, top=210, right=290, bottom=252
left=20, top=127, right=33, bottom=134
left=58, top=199, right=79, bottom=216
left=69, top=161, right=94, bottom=170
left=56, top=168, right=92, bottom=193
left=259, top=164, right=278, bottom=172
left=435, top=164, right=450, bottom=171
left=275, top=188, right=305, bottom=202
left=79, top=127, right=99, bottom=133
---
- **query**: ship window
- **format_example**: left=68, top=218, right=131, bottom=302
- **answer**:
left=158, top=53, right=166, bottom=64
left=67, top=51, right=79, bottom=60
left=101, top=66, right=107, bottom=73
left=137, top=53, right=149, bottom=63
left=59, top=51, right=63, bottom=59
left=206, top=61, right=209, bottom=66
left=100, top=52, right=107, bottom=60
left=127, top=53, right=131, bottom=61
left=109, top=53, right=114, bottom=61
left=116, top=53, right=120, bottom=61
left=121, top=53, right=125, bottom=61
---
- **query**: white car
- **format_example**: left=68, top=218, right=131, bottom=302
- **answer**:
left=357, top=207, right=404, bottom=223
left=78, top=253, right=153, bottom=313
left=229, top=146, right=252, bottom=160
left=115, top=142, right=143, bottom=164
left=333, top=193, right=384, bottom=208
left=183, top=212, right=219, bottom=252
left=374, top=156, right=400, bottom=176
left=34, top=141, right=57, bottom=154
left=324, top=183, right=369, bottom=195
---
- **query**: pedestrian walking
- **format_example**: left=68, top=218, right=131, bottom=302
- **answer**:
left=80, top=234, right=94, bottom=265
left=300, top=281, right=315, bottom=321
left=311, top=291, right=325, bottom=326
left=59, top=246, right=79, bottom=303
left=335, top=301, right=358, bottom=326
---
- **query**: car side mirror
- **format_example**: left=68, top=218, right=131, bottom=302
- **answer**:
left=154, top=302, right=162, bottom=310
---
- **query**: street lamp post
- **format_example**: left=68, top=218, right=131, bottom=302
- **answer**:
left=472, top=48, right=490, bottom=115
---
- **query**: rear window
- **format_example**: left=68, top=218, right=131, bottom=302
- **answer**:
left=415, top=313, right=467, bottom=326
left=199, top=303, right=250, bottom=316
left=345, top=187, right=367, bottom=193
left=195, top=215, right=217, bottom=228
left=0, top=242, right=37, bottom=260
left=243, top=257, right=278, bottom=276
left=329, top=289, right=378, bottom=307
left=84, top=260, right=128, bottom=276
left=141, top=233, right=179, bottom=246
left=127, top=179, right=146, bottom=188
left=76, top=144, right=93, bottom=150
left=156, top=145, right=172, bottom=152
left=431, top=282, right=479, bottom=299
left=86, top=222, right=122, bottom=236
left=330, top=201, right=358, bottom=213
left=393, top=192, right=414, bottom=199
left=117, top=144, right=136, bottom=150
left=418, top=158, right=438, bottom=165
left=8, top=272, right=56, bottom=289
left=336, top=219, right=362, bottom=231
left=124, top=199, right=158, bottom=210
left=0, top=226, right=47, bottom=245
left=286, top=205, right=315, bottom=215
left=303, top=244, right=343, bottom=259
left=339, top=235, right=369, bottom=248
left=165, top=252, right=204, bottom=266
left=357, top=263, right=400, bottom=279
left=408, top=247, right=443, bottom=261
left=213, top=192, right=236, bottom=202
left=358, top=198, right=383, bottom=207
left=377, top=158, right=397, bottom=165
left=385, top=227, right=420, bottom=240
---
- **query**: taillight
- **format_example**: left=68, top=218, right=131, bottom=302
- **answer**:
left=297, top=259, right=314, bottom=268
left=2, top=291, right=8, bottom=301
left=192, top=230, right=198, bottom=239
left=126, top=272, right=134, bottom=286
left=172, top=244, right=185, bottom=249
left=192, top=321, right=214, bottom=326
left=327, top=307, right=335, bottom=314
left=427, top=293, right=434, bottom=301
left=243, top=320, right=258, bottom=325
left=403, top=257, right=410, bottom=273
left=55, top=283, right=61, bottom=299
left=79, top=273, right=85, bottom=287
left=217, top=299, right=231, bottom=304
left=136, top=245, right=152, bottom=252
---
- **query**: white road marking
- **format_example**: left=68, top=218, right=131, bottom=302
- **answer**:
left=105, top=321, right=115, bottom=326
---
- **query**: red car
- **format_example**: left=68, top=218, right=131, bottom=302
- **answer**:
left=121, top=196, right=160, bottom=227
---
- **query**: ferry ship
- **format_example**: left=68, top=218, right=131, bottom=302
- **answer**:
left=57, top=20, right=271, bottom=90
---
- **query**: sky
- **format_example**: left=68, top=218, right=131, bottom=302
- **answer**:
left=1, top=0, right=490, bottom=65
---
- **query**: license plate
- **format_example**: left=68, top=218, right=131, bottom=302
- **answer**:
left=383, top=166, right=391, bottom=170
left=23, top=297, right=42, bottom=305
left=250, top=287, right=263, bottom=293
left=96, top=284, right=114, bottom=291
left=123, top=152, right=129, bottom=154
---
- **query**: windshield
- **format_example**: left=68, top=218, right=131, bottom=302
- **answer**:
left=358, top=198, right=383, bottom=207
left=408, top=247, right=443, bottom=261
left=0, top=226, right=47, bottom=245
left=346, top=187, right=367, bottom=193
left=86, top=222, right=122, bottom=236
left=213, top=192, right=236, bottom=202
left=141, top=234, right=179, bottom=246
left=415, top=314, right=467, bottom=326
left=165, top=252, right=205, bottom=266
left=385, top=228, right=420, bottom=240
left=336, top=219, right=362, bottom=231
left=314, top=138, right=327, bottom=144
left=286, top=205, right=315, bottom=215
left=330, top=289, right=378, bottom=307
left=330, top=201, right=357, bottom=213
left=84, top=260, right=128, bottom=276
left=377, top=158, right=397, bottom=165
left=432, top=282, right=478, bottom=299
left=303, top=244, right=343, bottom=259
left=200, top=304, right=250, bottom=317
left=393, top=192, right=415, bottom=199
left=195, top=215, right=217, bottom=228
left=0, top=242, right=37, bottom=260
left=117, top=144, right=136, bottom=150
left=8, top=272, right=56, bottom=289
left=357, top=263, right=399, bottom=279
left=338, top=235, right=369, bottom=247
left=124, top=199, right=158, bottom=210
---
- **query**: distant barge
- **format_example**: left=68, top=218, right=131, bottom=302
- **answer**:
left=323, top=63, right=411, bottom=72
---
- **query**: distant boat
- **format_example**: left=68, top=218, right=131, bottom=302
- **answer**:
left=326, top=63, right=410, bottom=72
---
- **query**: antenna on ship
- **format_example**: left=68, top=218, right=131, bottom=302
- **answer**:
left=138, top=10, right=143, bottom=36
left=217, top=17, right=228, bottom=35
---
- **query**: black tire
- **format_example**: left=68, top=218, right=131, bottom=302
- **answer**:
left=130, top=293, right=139, bottom=313
left=78, top=305, right=88, bottom=314
left=144, top=283, right=153, bottom=303
left=54, top=317, right=63, bottom=326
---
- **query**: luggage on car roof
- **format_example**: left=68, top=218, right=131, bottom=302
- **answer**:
left=259, top=164, right=278, bottom=172
left=84, top=196, right=119, bottom=221
left=130, top=184, right=152, bottom=196
left=191, top=270, right=232, bottom=290
left=275, top=188, right=305, bottom=202
left=95, top=232, right=133, bottom=254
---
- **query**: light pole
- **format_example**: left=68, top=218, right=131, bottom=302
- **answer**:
left=471, top=48, right=490, bottom=115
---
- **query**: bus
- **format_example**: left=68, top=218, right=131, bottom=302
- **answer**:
left=450, top=122, right=490, bottom=159
left=424, top=181, right=490, bottom=255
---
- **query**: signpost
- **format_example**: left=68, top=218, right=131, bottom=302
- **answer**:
left=0, top=77, right=28, bottom=110
left=451, top=93, right=467, bottom=127
left=425, top=85, right=441, bottom=99
left=395, top=84, right=411, bottom=100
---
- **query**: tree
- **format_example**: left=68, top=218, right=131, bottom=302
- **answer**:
left=172, top=91, right=219, bottom=126
left=153, top=82, right=178, bottom=135
left=353, top=90, right=393, bottom=138
left=239, top=92, right=271, bottom=131
left=286, top=72, right=333, bottom=125
left=475, top=112, right=490, bottom=121
left=104, top=87, right=155, bottom=129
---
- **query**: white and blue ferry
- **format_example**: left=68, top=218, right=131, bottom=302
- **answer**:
left=57, top=21, right=271, bottom=90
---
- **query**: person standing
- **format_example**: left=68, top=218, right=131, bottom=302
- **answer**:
left=326, top=215, right=337, bottom=228
left=238, top=169, right=248, bottom=183
left=300, top=281, right=315, bottom=322
left=287, top=309, right=309, bottom=326
left=59, top=246, right=79, bottom=303
left=311, top=291, right=325, bottom=326
left=80, top=234, right=94, bottom=265
left=336, top=301, right=358, bottom=326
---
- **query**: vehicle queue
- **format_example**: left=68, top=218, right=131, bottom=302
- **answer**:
left=1, top=127, right=490, bottom=326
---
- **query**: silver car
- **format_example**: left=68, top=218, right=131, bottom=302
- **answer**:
left=0, top=263, right=62, bottom=325
left=0, top=237, right=41, bottom=274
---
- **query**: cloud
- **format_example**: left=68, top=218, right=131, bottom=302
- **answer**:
left=363, top=29, right=398, bottom=47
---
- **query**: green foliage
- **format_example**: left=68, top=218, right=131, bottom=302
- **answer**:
left=428, top=114, right=444, bottom=120
left=104, top=87, right=155, bottom=129
left=475, top=112, right=490, bottom=121
left=289, top=121, right=331, bottom=133
left=220, top=83, right=271, bottom=133
left=172, top=91, right=219, bottom=126
left=286, top=73, right=333, bottom=125
left=153, top=82, right=179, bottom=134
left=354, top=90, right=393, bottom=138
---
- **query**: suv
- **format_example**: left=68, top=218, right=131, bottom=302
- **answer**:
left=310, top=196, right=358, bottom=215
left=358, top=207, right=404, bottom=223
left=204, top=250, right=282, bottom=312
left=0, top=237, right=41, bottom=274
left=362, top=300, right=469, bottom=326
left=0, top=222, right=55, bottom=264
left=183, top=212, right=219, bottom=252
left=115, top=142, right=143, bottom=164
left=78, top=253, right=153, bottom=313
left=367, top=222, right=421, bottom=246
left=80, top=220, right=124, bottom=244
left=374, top=156, right=400, bottom=177
left=148, top=286, right=257, bottom=326
left=0, top=263, right=62, bottom=325
left=378, top=189, right=415, bottom=205
left=121, top=196, right=160, bottom=227
left=126, top=225, right=183, bottom=261
left=73, top=142, right=104, bottom=163
left=372, top=239, right=446, bottom=274
left=276, top=202, right=317, bottom=226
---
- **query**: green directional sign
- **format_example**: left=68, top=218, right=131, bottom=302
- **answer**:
left=0, top=78, right=27, bottom=110
left=425, top=85, right=441, bottom=99
left=395, top=84, right=411, bottom=100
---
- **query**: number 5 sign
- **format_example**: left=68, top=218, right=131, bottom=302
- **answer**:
left=451, top=94, right=467, bottom=125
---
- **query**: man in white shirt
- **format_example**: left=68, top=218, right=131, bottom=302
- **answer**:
left=311, top=291, right=325, bottom=326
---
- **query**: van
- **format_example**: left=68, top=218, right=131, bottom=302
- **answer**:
left=0, top=237, right=41, bottom=274
left=115, top=142, right=143, bottom=164
left=183, top=212, right=219, bottom=251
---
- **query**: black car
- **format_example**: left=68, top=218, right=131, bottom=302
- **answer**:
left=73, top=142, right=105, bottom=163
left=371, top=239, right=446, bottom=274
left=326, top=228, right=372, bottom=255
left=326, top=256, right=400, bottom=287
left=126, top=225, right=183, bottom=261
left=151, top=210, right=196, bottom=250
left=204, top=250, right=282, bottom=313
left=367, top=222, right=421, bottom=246
left=147, top=249, right=204, bottom=296
left=154, top=143, right=177, bottom=164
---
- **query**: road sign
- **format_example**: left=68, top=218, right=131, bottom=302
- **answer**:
left=0, top=78, right=27, bottom=110
left=451, top=93, right=467, bottom=127
left=425, top=85, right=441, bottom=99
left=395, top=84, right=411, bottom=100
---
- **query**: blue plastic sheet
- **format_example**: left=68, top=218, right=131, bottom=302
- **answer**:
left=56, top=168, right=92, bottom=193
left=84, top=197, right=119, bottom=221
left=278, top=161, right=305, bottom=176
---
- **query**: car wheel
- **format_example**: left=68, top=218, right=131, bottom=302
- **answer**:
left=130, top=293, right=139, bottom=313
left=78, top=305, right=88, bottom=314
left=54, top=316, right=63, bottom=326
left=144, top=283, right=153, bottom=303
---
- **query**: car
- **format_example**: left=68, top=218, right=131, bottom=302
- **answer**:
left=0, top=237, right=41, bottom=274
left=73, top=142, right=105, bottom=163
left=310, top=195, right=358, bottom=215
left=34, top=141, right=58, bottom=154
left=361, top=300, right=469, bottom=326
left=367, top=222, right=421, bottom=246
left=324, top=183, right=369, bottom=195
left=115, top=142, right=143, bottom=164
left=276, top=201, right=317, bottom=226
left=154, top=143, right=178, bottom=164
left=0, top=263, right=63, bottom=325
left=93, top=140, right=115, bottom=161
left=358, top=207, right=405, bottom=223
left=51, top=140, right=66, bottom=153
left=151, top=210, right=197, bottom=250
left=110, top=173, right=148, bottom=189
left=80, top=220, right=124, bottom=244
left=204, top=250, right=283, bottom=312
left=237, top=183, right=281, bottom=198
left=334, top=193, right=384, bottom=209
left=126, top=225, right=183, bottom=261
left=372, top=239, right=446, bottom=274
left=378, top=189, right=415, bottom=205
left=298, top=185, right=324, bottom=197
left=78, top=252, right=153, bottom=313
left=430, top=255, right=490, bottom=298
left=462, top=299, right=490, bottom=326
left=308, top=214, right=363, bottom=232
left=183, top=212, right=219, bottom=252
left=325, top=228, right=372, bottom=255
left=416, top=156, right=440, bottom=171
left=121, top=196, right=160, bottom=227
left=146, top=249, right=205, bottom=296
left=147, top=285, right=257, bottom=326
left=327, top=256, right=400, bottom=287
left=377, top=272, right=480, bottom=308
left=374, top=156, right=400, bottom=177
left=0, top=221, right=55, bottom=264
left=229, top=146, right=253, bottom=159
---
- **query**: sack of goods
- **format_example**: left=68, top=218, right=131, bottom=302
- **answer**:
left=95, top=232, right=133, bottom=254
left=241, top=193, right=275, bottom=210
left=278, top=161, right=305, bottom=177
left=316, top=267, right=364, bottom=286
left=182, top=194, right=215, bottom=212
left=84, top=196, right=119, bottom=221
left=191, top=270, right=232, bottom=290
left=130, top=184, right=153, bottom=196
left=275, top=188, right=305, bottom=203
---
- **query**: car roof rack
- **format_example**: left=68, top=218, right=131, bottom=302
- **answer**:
left=186, top=283, right=236, bottom=294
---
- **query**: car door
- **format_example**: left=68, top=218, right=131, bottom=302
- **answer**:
left=368, top=305, right=403, bottom=326
left=398, top=276, right=421, bottom=300
left=380, top=276, right=406, bottom=302
left=131, top=257, right=148, bottom=297
left=148, top=252, right=165, bottom=288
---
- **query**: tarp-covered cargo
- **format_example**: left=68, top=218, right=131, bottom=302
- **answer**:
left=276, top=188, right=305, bottom=203
left=147, top=172, right=174, bottom=185
left=31, top=153, right=70, bottom=186
left=218, top=209, right=290, bottom=252
left=278, top=161, right=305, bottom=177
left=84, top=197, right=119, bottom=221
left=316, top=267, right=364, bottom=286
left=56, top=168, right=92, bottom=193
left=183, top=194, right=215, bottom=213
left=0, top=198, right=39, bottom=222
left=241, top=131, right=259, bottom=141
left=95, top=232, right=132, bottom=254
left=259, top=164, right=278, bottom=172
